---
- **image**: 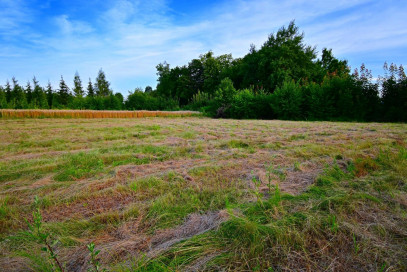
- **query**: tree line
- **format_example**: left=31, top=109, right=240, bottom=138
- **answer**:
left=1, top=21, right=406, bottom=121
left=154, top=22, right=406, bottom=122
left=0, top=69, right=179, bottom=111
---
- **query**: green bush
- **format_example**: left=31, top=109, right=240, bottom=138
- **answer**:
left=271, top=79, right=302, bottom=120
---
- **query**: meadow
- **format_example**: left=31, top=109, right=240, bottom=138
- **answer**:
left=0, top=117, right=406, bottom=271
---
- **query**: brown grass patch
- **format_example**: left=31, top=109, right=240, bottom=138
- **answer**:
left=42, top=194, right=134, bottom=222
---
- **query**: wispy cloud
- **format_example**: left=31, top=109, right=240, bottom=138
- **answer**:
left=0, top=0, right=33, bottom=37
left=55, top=15, right=94, bottom=35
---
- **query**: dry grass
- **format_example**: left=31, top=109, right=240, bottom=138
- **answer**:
left=0, top=118, right=406, bottom=271
left=0, top=109, right=200, bottom=119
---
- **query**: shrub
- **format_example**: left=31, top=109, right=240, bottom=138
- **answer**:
left=271, top=79, right=302, bottom=120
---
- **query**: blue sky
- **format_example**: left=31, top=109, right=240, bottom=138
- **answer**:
left=1, top=0, right=406, bottom=95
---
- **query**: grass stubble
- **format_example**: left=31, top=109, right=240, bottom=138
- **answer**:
left=0, top=117, right=406, bottom=271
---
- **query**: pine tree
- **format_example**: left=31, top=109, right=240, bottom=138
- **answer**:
left=87, top=78, right=95, bottom=97
left=0, top=86, right=7, bottom=108
left=4, top=80, right=12, bottom=104
left=73, top=72, right=84, bottom=97
left=58, top=76, right=70, bottom=106
left=94, top=69, right=111, bottom=96
left=46, top=81, right=54, bottom=108
left=39, top=90, right=49, bottom=109
left=11, top=77, right=28, bottom=109
left=25, top=81, right=33, bottom=106
left=32, top=77, right=43, bottom=108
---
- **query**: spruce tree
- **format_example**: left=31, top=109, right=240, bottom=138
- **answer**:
left=39, top=90, right=49, bottom=109
left=94, top=69, right=111, bottom=96
left=46, top=81, right=54, bottom=108
left=4, top=80, right=12, bottom=104
left=32, top=77, right=43, bottom=108
left=58, top=76, right=70, bottom=106
left=0, top=86, right=6, bottom=108
left=73, top=72, right=84, bottom=97
left=87, top=78, right=95, bottom=97
left=25, top=81, right=33, bottom=106
left=11, top=77, right=28, bottom=109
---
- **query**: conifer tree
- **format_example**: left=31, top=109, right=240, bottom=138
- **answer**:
left=0, top=86, right=6, bottom=108
left=25, top=81, right=33, bottom=106
left=46, top=81, right=54, bottom=108
left=58, top=76, right=70, bottom=106
left=38, top=90, right=49, bottom=109
left=73, top=72, right=84, bottom=97
left=4, top=80, right=12, bottom=104
left=87, top=78, right=95, bottom=97
left=11, top=77, right=28, bottom=109
left=32, top=77, right=43, bottom=108
left=94, top=69, right=111, bottom=96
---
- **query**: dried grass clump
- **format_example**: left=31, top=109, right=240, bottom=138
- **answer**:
left=0, top=109, right=200, bottom=119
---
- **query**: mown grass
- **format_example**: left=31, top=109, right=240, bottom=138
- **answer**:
left=0, top=118, right=406, bottom=271
left=130, top=147, right=407, bottom=271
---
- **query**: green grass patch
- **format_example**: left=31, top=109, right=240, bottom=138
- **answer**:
left=226, top=139, right=250, bottom=149
left=54, top=152, right=104, bottom=181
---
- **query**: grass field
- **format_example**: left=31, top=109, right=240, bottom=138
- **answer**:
left=0, top=117, right=406, bottom=271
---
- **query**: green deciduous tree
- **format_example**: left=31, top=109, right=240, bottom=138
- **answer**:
left=271, top=79, right=302, bottom=120
left=381, top=63, right=407, bottom=122
left=144, top=86, right=153, bottom=93
left=237, top=21, right=318, bottom=92
left=215, top=77, right=236, bottom=107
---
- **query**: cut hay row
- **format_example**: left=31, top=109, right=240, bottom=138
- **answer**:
left=0, top=109, right=201, bottom=119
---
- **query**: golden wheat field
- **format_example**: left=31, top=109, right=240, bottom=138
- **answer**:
left=0, top=109, right=200, bottom=119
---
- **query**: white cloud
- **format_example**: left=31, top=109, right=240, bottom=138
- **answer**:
left=0, top=0, right=32, bottom=36
left=55, top=15, right=94, bottom=35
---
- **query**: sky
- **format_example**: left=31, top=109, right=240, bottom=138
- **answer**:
left=1, top=0, right=406, bottom=95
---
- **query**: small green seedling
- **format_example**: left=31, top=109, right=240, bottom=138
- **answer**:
left=352, top=233, right=360, bottom=255
left=22, top=196, right=65, bottom=272
left=87, top=242, right=106, bottom=272
left=251, top=171, right=264, bottom=208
